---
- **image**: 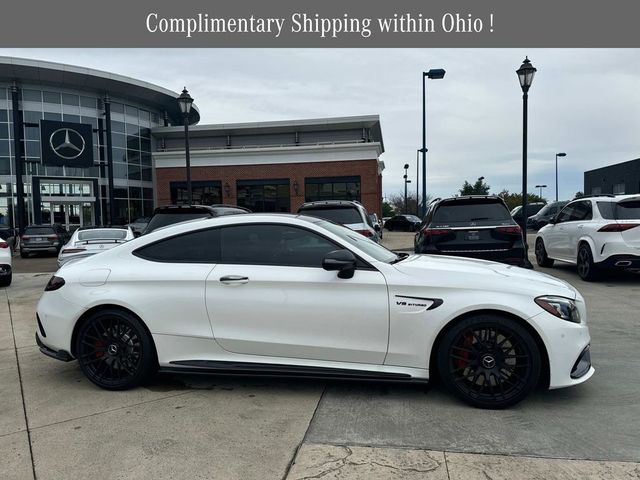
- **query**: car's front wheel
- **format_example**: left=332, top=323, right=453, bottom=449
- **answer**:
left=75, top=309, right=156, bottom=390
left=535, top=238, right=554, bottom=267
left=437, top=314, right=541, bottom=409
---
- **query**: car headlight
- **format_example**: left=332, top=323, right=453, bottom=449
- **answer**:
left=535, top=296, right=581, bottom=323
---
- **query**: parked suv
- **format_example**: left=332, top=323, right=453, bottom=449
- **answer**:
left=384, top=214, right=422, bottom=232
left=20, top=224, right=70, bottom=258
left=535, top=195, right=640, bottom=281
left=143, top=205, right=251, bottom=235
left=511, top=202, right=545, bottom=226
left=527, top=200, right=569, bottom=230
left=415, top=196, right=526, bottom=266
left=297, top=200, right=381, bottom=242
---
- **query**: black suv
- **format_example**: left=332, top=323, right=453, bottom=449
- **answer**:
left=21, top=224, right=70, bottom=258
left=527, top=200, right=569, bottom=230
left=143, top=205, right=251, bottom=235
left=414, top=196, right=526, bottom=266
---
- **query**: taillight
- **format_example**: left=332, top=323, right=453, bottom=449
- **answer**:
left=47, top=234, right=58, bottom=240
left=21, top=235, right=30, bottom=240
left=495, top=225, right=522, bottom=235
left=0, top=241, right=8, bottom=249
left=44, top=276, right=65, bottom=292
left=355, top=229, right=374, bottom=238
left=61, top=248, right=86, bottom=254
left=421, top=228, right=452, bottom=237
left=598, top=223, right=640, bottom=232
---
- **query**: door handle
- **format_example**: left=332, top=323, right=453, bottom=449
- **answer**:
left=219, top=275, right=249, bottom=285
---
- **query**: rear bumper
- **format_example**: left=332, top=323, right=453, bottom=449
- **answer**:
left=418, top=247, right=527, bottom=267
left=596, top=254, right=640, bottom=270
left=22, top=245, right=58, bottom=253
left=36, top=332, right=73, bottom=362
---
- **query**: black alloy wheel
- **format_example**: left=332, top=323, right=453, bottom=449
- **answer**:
left=535, top=239, right=554, bottom=268
left=76, top=309, right=156, bottom=390
left=577, top=244, right=599, bottom=281
left=437, top=315, right=541, bottom=409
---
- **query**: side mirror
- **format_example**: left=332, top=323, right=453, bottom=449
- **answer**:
left=322, top=249, right=357, bottom=279
left=548, top=216, right=557, bottom=225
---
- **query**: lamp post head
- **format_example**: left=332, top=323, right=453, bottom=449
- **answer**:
left=404, top=163, right=410, bottom=170
left=516, top=57, right=537, bottom=93
left=556, top=152, right=567, bottom=157
left=177, top=87, right=194, bottom=116
left=425, top=69, right=446, bottom=80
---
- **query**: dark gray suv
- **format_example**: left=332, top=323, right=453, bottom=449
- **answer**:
left=21, top=224, right=70, bottom=258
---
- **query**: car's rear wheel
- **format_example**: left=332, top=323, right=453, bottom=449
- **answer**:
left=577, top=244, right=599, bottom=281
left=0, top=273, right=11, bottom=287
left=535, top=238, right=554, bottom=267
left=75, top=309, right=156, bottom=390
left=437, top=315, right=541, bottom=409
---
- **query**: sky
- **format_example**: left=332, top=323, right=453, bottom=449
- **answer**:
left=2, top=48, right=639, bottom=201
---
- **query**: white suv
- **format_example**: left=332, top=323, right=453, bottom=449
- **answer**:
left=535, top=195, right=640, bottom=281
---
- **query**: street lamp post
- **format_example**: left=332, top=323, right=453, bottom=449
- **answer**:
left=421, top=68, right=446, bottom=217
left=535, top=184, right=547, bottom=198
left=415, top=149, right=420, bottom=216
left=177, top=87, right=194, bottom=205
left=403, top=163, right=411, bottom=213
left=516, top=57, right=537, bottom=268
left=555, top=152, right=566, bottom=201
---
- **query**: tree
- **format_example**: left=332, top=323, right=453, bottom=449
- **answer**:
left=574, top=191, right=585, bottom=199
left=386, top=192, right=432, bottom=216
left=460, top=177, right=491, bottom=196
left=497, top=189, right=546, bottom=210
left=382, top=201, right=395, bottom=217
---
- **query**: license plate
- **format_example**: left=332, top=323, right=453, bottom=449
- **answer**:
left=465, top=231, right=480, bottom=241
left=35, top=237, right=43, bottom=242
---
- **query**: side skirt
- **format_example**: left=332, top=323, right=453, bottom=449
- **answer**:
left=160, top=360, right=428, bottom=383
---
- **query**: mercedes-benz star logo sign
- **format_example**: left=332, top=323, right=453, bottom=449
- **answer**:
left=49, top=128, right=85, bottom=160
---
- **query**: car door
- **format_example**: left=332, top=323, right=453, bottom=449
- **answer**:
left=545, top=204, right=575, bottom=259
left=565, top=201, right=593, bottom=260
left=205, top=223, right=389, bottom=364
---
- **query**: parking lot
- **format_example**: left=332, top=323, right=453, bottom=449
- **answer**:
left=2, top=232, right=640, bottom=479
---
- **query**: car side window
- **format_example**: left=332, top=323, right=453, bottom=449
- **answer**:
left=220, top=224, right=340, bottom=268
left=556, top=205, right=575, bottom=223
left=134, top=228, right=221, bottom=263
left=569, top=201, right=592, bottom=221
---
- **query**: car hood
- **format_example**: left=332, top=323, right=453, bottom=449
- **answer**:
left=391, top=254, right=577, bottom=299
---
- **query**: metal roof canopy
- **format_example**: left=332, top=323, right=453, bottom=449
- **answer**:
left=0, top=56, right=200, bottom=125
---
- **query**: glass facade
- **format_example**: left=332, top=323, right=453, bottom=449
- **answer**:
left=237, top=179, right=290, bottom=213
left=304, top=176, right=361, bottom=202
left=0, top=84, right=161, bottom=228
left=170, top=181, right=222, bottom=205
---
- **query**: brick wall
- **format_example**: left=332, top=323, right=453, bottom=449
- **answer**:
left=155, top=159, right=382, bottom=216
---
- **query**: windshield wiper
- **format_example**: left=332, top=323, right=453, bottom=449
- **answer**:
left=390, top=252, right=410, bottom=264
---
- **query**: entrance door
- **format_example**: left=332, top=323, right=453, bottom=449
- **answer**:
left=45, top=202, right=95, bottom=232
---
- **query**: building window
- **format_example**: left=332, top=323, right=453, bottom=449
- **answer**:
left=236, top=179, right=290, bottom=213
left=613, top=183, right=625, bottom=194
left=170, top=181, right=222, bottom=205
left=305, top=176, right=361, bottom=202
left=591, top=187, right=601, bottom=195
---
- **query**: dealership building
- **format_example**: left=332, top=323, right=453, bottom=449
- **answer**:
left=0, top=56, right=385, bottom=232
left=584, top=158, right=640, bottom=195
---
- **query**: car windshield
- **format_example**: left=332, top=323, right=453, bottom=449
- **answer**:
left=145, top=212, right=211, bottom=233
left=433, top=201, right=511, bottom=225
left=25, top=227, right=55, bottom=235
left=300, top=207, right=362, bottom=224
left=318, top=220, right=397, bottom=263
left=77, top=229, right=128, bottom=241
left=597, top=200, right=640, bottom=220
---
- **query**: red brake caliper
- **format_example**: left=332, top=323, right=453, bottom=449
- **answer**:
left=95, top=340, right=105, bottom=358
left=455, top=334, right=474, bottom=369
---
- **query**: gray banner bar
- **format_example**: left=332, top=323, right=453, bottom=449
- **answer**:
left=2, top=0, right=639, bottom=47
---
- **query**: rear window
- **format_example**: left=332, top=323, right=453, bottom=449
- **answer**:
left=25, top=227, right=55, bottom=235
left=77, top=229, right=128, bottom=241
left=433, top=201, right=511, bottom=225
left=597, top=200, right=640, bottom=220
left=145, top=212, right=212, bottom=233
left=299, top=207, right=362, bottom=225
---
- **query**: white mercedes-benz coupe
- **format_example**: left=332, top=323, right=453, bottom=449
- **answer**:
left=36, top=214, right=594, bottom=408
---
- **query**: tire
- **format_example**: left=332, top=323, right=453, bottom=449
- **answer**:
left=535, top=239, right=554, bottom=268
left=75, top=309, right=157, bottom=390
left=577, top=243, right=600, bottom=281
left=437, top=314, right=541, bottom=409
left=0, top=273, right=11, bottom=287
left=20, top=251, right=28, bottom=258
left=387, top=225, right=393, bottom=232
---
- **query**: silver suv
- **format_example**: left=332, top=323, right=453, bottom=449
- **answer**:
left=297, top=200, right=381, bottom=243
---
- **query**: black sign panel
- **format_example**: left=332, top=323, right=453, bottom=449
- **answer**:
left=40, top=120, right=94, bottom=167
